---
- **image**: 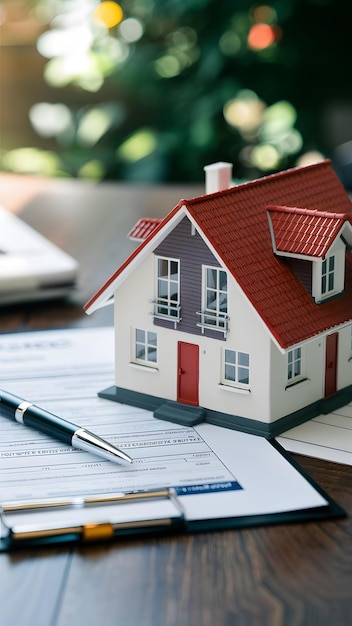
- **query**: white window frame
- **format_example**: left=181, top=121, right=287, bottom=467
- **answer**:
left=153, top=256, right=181, bottom=324
left=312, top=248, right=345, bottom=303
left=197, top=266, right=229, bottom=335
left=321, top=254, right=335, bottom=296
left=222, top=348, right=250, bottom=389
left=133, top=328, right=158, bottom=367
left=287, top=346, right=303, bottom=384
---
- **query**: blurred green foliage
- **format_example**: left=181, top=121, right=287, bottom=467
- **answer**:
left=2, top=0, right=352, bottom=182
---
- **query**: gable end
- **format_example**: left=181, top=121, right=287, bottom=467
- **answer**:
left=153, top=216, right=224, bottom=339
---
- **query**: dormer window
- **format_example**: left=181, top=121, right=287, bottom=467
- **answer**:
left=321, top=255, right=335, bottom=296
left=267, top=205, right=352, bottom=305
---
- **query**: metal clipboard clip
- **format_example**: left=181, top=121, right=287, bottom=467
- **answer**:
left=0, top=488, right=184, bottom=545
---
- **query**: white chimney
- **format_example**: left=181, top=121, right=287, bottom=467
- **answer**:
left=203, top=162, right=233, bottom=194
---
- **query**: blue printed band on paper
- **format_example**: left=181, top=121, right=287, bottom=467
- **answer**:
left=175, top=481, right=242, bottom=496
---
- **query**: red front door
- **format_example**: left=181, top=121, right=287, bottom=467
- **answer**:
left=324, top=333, right=338, bottom=398
left=177, top=342, right=199, bottom=406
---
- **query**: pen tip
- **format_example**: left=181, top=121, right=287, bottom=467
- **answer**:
left=112, top=449, right=133, bottom=465
left=72, top=428, right=133, bottom=466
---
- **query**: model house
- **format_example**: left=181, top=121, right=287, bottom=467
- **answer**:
left=85, top=160, right=352, bottom=437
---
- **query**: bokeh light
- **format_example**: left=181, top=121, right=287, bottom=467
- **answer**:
left=3, top=148, right=62, bottom=176
left=224, top=91, right=302, bottom=172
left=154, top=55, right=182, bottom=78
left=251, top=144, right=280, bottom=170
left=117, top=129, right=157, bottom=162
left=296, top=151, right=325, bottom=167
left=93, top=2, right=123, bottom=29
left=248, top=24, right=276, bottom=50
left=29, top=103, right=72, bottom=138
left=263, top=100, right=297, bottom=131
left=219, top=31, right=242, bottom=56
left=119, top=18, right=144, bottom=43
left=37, top=24, right=93, bottom=59
left=43, top=53, right=105, bottom=91
left=77, top=103, right=125, bottom=146
left=78, top=160, right=105, bottom=179
left=224, top=90, right=265, bottom=134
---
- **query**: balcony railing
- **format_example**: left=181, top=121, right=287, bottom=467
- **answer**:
left=196, top=310, right=230, bottom=337
left=151, top=300, right=182, bottom=328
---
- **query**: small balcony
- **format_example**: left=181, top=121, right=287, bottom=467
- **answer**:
left=196, top=310, right=230, bottom=337
left=151, top=299, right=182, bottom=328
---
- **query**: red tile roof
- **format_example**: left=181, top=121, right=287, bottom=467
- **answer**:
left=267, top=205, right=351, bottom=258
left=85, top=160, right=352, bottom=349
left=128, top=218, right=162, bottom=241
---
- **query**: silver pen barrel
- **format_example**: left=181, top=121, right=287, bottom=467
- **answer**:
left=72, top=428, right=132, bottom=465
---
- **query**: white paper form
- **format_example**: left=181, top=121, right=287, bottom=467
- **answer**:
left=277, top=407, right=352, bottom=466
left=0, top=327, right=328, bottom=531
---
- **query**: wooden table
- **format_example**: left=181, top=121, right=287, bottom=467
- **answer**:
left=0, top=174, right=351, bottom=626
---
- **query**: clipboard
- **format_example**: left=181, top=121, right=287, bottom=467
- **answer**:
left=0, top=488, right=184, bottom=549
left=0, top=442, right=345, bottom=552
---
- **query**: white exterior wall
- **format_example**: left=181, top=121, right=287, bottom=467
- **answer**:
left=337, top=325, right=352, bottom=389
left=114, top=252, right=189, bottom=401
left=113, top=252, right=178, bottom=400
left=197, top=277, right=272, bottom=423
left=269, top=324, right=352, bottom=421
left=269, top=337, right=325, bottom=421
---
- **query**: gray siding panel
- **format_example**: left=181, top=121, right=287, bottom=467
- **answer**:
left=154, top=216, right=224, bottom=339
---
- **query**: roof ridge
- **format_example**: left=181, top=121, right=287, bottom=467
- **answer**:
left=183, top=159, right=333, bottom=205
left=267, top=205, right=351, bottom=221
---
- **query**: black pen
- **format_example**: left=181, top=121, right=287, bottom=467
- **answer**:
left=0, top=390, right=132, bottom=466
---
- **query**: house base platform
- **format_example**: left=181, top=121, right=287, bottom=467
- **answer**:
left=98, top=384, right=352, bottom=439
